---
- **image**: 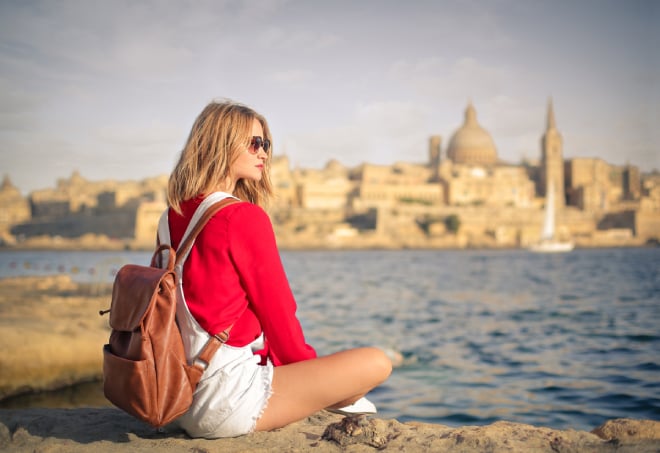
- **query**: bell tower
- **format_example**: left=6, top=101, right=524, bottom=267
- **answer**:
left=540, top=98, right=565, bottom=210
left=428, top=135, right=442, bottom=180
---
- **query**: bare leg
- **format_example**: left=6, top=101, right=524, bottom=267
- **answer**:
left=254, top=347, right=392, bottom=432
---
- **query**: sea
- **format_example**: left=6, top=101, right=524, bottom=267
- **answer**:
left=0, top=247, right=658, bottom=431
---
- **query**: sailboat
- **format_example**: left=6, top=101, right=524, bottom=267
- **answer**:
left=528, top=181, right=574, bottom=253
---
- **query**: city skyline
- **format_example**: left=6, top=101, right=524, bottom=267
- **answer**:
left=1, top=0, right=658, bottom=194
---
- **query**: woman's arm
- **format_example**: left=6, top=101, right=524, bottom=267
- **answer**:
left=228, top=203, right=316, bottom=366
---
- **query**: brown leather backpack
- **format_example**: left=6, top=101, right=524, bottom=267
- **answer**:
left=101, top=198, right=237, bottom=427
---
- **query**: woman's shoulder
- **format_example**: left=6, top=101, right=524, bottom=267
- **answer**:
left=224, top=200, right=268, bottom=217
left=212, top=200, right=271, bottom=227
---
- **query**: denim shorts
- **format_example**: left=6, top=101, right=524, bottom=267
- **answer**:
left=176, top=344, right=274, bottom=438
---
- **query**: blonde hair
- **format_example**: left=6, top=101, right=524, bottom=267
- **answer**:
left=167, top=100, right=273, bottom=214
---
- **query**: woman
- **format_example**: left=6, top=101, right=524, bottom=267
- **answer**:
left=162, top=100, right=391, bottom=438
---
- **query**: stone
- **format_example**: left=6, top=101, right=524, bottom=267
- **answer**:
left=0, top=409, right=659, bottom=453
left=0, top=275, right=109, bottom=399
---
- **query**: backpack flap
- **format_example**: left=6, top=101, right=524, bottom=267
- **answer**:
left=109, top=265, right=176, bottom=332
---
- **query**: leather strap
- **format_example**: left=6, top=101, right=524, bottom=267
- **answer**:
left=196, top=333, right=227, bottom=367
left=175, top=197, right=240, bottom=371
left=150, top=244, right=176, bottom=270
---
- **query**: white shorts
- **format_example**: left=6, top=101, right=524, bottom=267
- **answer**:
left=176, top=343, right=274, bottom=438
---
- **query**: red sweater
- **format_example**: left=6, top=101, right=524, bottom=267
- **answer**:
left=168, top=197, right=316, bottom=366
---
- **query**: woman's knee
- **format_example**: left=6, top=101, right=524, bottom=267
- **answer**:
left=362, top=347, right=393, bottom=383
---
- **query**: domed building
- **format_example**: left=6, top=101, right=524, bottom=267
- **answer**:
left=447, top=103, right=498, bottom=166
left=436, top=102, right=535, bottom=208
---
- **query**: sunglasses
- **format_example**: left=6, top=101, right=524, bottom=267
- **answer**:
left=248, top=136, right=270, bottom=154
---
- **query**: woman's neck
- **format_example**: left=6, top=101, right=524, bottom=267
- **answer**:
left=212, top=177, right=235, bottom=195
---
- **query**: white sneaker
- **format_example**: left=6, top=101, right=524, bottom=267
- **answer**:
left=327, top=397, right=377, bottom=415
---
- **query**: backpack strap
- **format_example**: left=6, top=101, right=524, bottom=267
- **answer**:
left=156, top=209, right=170, bottom=246
left=175, top=197, right=239, bottom=265
left=157, top=191, right=236, bottom=249
left=166, top=195, right=241, bottom=363
left=155, top=192, right=238, bottom=268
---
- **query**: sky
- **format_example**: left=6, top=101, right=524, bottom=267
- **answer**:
left=1, top=0, right=658, bottom=194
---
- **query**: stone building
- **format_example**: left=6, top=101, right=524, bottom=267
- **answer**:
left=269, top=155, right=297, bottom=209
left=641, top=172, right=660, bottom=212
left=3, top=101, right=658, bottom=249
left=540, top=100, right=566, bottom=210
left=9, top=172, right=168, bottom=247
left=352, top=162, right=441, bottom=209
left=622, top=164, right=641, bottom=201
left=134, top=198, right=168, bottom=246
left=428, top=135, right=442, bottom=180
left=292, top=160, right=354, bottom=210
left=565, top=158, right=611, bottom=212
left=439, top=163, right=535, bottom=208
left=438, top=103, right=535, bottom=208
left=636, top=172, right=660, bottom=240
left=446, top=103, right=498, bottom=166
left=0, top=176, right=30, bottom=243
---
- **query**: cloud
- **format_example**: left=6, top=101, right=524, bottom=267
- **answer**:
left=0, top=78, right=42, bottom=132
left=257, top=26, right=342, bottom=54
left=282, top=100, right=430, bottom=168
left=390, top=56, right=511, bottom=104
left=1, top=0, right=657, bottom=194
left=387, top=55, right=557, bottom=162
left=267, top=69, right=315, bottom=84
left=0, top=2, right=239, bottom=84
left=94, top=121, right=182, bottom=147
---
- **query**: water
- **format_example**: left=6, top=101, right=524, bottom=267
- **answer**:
left=0, top=250, right=148, bottom=283
left=1, top=247, right=658, bottom=430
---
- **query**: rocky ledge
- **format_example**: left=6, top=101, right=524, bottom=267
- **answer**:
left=1, top=408, right=659, bottom=452
left=0, top=275, right=109, bottom=400
left=1, top=276, right=659, bottom=452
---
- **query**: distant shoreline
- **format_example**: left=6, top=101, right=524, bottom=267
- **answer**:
left=1, top=241, right=657, bottom=253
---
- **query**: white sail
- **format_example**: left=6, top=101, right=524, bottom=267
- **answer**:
left=541, top=181, right=556, bottom=240
left=529, top=180, right=574, bottom=253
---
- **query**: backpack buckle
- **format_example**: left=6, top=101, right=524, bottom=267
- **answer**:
left=214, top=330, right=230, bottom=343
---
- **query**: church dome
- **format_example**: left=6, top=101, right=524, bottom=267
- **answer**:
left=447, top=103, right=498, bottom=166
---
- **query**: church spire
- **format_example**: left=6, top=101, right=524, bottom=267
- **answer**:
left=540, top=97, right=565, bottom=210
left=546, top=97, right=556, bottom=130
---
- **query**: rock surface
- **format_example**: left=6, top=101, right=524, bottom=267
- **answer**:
left=1, top=275, right=659, bottom=452
left=0, top=408, right=659, bottom=452
left=0, top=275, right=109, bottom=399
